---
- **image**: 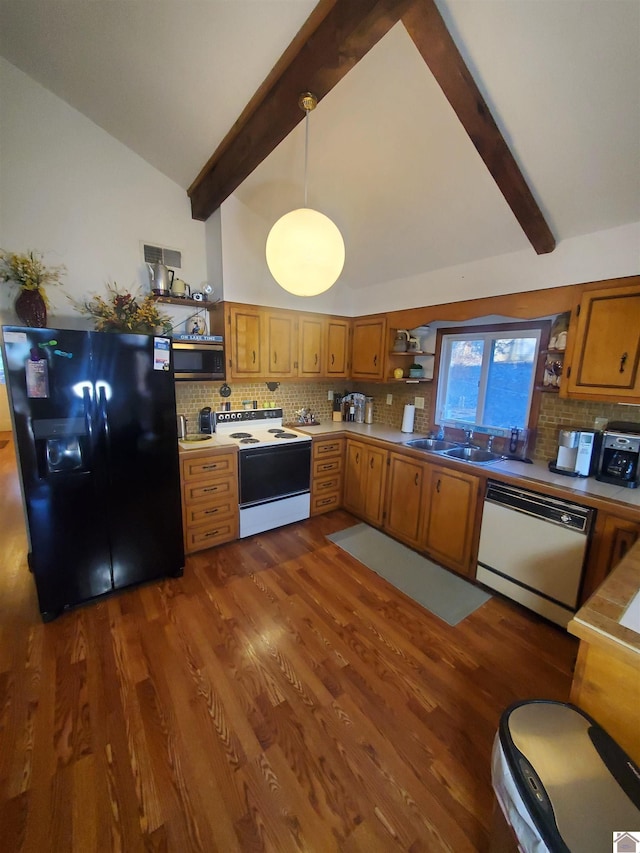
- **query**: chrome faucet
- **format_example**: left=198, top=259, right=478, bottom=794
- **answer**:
left=487, top=435, right=494, bottom=452
left=464, top=428, right=474, bottom=445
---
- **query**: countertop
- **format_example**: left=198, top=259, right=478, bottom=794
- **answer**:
left=294, top=422, right=640, bottom=513
left=568, top=538, right=640, bottom=656
left=178, top=420, right=640, bottom=513
left=178, top=434, right=237, bottom=451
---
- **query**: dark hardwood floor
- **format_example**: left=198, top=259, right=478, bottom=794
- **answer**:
left=0, top=434, right=578, bottom=851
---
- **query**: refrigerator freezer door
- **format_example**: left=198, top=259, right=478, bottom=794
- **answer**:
left=90, top=332, right=184, bottom=591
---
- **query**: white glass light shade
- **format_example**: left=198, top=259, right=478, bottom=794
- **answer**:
left=266, top=207, right=345, bottom=296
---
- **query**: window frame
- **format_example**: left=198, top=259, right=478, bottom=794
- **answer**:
left=431, top=320, right=550, bottom=434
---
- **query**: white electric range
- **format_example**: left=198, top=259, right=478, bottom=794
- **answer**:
left=213, top=409, right=312, bottom=538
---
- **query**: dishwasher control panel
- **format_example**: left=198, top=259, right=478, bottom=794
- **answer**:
left=484, top=482, right=592, bottom=534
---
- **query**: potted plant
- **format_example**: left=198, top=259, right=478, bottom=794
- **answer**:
left=0, top=249, right=65, bottom=327
left=408, top=362, right=424, bottom=378
left=70, top=281, right=172, bottom=334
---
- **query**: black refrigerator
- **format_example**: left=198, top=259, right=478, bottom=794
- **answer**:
left=2, top=326, right=184, bottom=621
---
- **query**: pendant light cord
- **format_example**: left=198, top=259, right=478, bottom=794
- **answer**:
left=304, top=107, right=309, bottom=208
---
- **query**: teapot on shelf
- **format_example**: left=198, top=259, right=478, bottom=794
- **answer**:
left=147, top=262, right=174, bottom=295
left=393, top=330, right=410, bottom=352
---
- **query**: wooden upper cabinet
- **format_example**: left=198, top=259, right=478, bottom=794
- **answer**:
left=298, top=315, right=324, bottom=378
left=325, top=318, right=349, bottom=378
left=226, top=303, right=263, bottom=378
left=564, top=279, right=640, bottom=401
left=351, top=316, right=386, bottom=380
left=263, top=309, right=296, bottom=378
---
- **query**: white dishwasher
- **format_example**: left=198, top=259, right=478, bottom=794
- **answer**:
left=477, top=481, right=595, bottom=628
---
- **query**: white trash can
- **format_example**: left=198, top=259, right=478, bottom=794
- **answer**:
left=491, top=700, right=640, bottom=852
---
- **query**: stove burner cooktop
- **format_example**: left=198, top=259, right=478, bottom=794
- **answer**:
left=213, top=408, right=311, bottom=448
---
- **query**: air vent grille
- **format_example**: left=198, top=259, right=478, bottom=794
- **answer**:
left=143, top=243, right=182, bottom=269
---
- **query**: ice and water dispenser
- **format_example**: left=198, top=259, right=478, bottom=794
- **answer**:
left=32, top=418, right=88, bottom=476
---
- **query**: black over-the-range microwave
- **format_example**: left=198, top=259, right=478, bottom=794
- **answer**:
left=171, top=338, right=225, bottom=381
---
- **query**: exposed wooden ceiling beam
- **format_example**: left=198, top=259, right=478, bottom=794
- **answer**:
left=402, top=1, right=555, bottom=255
left=188, top=0, right=555, bottom=256
left=188, top=0, right=415, bottom=221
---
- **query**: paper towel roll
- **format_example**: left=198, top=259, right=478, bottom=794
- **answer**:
left=401, top=404, right=415, bottom=433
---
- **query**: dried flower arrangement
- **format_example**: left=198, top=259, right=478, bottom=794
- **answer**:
left=0, top=249, right=66, bottom=302
left=0, top=249, right=66, bottom=326
left=70, top=282, right=172, bottom=334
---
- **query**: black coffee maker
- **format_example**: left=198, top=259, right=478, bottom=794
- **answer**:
left=596, top=422, right=640, bottom=488
left=199, top=406, right=214, bottom=434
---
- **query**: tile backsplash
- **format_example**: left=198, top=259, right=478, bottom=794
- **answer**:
left=175, top=380, right=640, bottom=460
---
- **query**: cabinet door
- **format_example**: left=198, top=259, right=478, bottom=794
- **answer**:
left=351, top=317, right=386, bottom=380
left=298, top=315, right=324, bottom=378
left=263, top=310, right=296, bottom=377
left=580, top=513, right=640, bottom=603
left=422, top=466, right=479, bottom=576
left=343, top=440, right=366, bottom=516
left=326, top=318, right=349, bottom=378
left=227, top=304, right=263, bottom=378
left=384, top=453, right=425, bottom=548
left=565, top=281, right=640, bottom=400
left=362, top=445, right=387, bottom=527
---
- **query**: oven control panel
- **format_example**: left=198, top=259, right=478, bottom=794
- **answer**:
left=214, top=408, right=282, bottom=426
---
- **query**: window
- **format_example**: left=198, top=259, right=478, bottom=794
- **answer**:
left=435, top=324, right=544, bottom=432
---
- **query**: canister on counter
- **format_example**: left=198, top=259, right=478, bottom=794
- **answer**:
left=364, top=397, right=374, bottom=424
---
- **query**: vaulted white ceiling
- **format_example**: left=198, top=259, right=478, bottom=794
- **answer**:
left=1, top=0, right=639, bottom=292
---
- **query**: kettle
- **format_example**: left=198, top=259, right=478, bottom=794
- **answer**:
left=147, top=262, right=174, bottom=295
left=393, top=330, right=409, bottom=352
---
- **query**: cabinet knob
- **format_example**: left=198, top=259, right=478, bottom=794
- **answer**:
left=620, top=351, right=628, bottom=373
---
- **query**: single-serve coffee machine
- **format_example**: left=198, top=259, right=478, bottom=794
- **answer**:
left=597, top=422, right=640, bottom=489
left=549, top=428, right=602, bottom=477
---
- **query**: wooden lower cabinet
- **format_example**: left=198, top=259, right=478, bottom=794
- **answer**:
left=383, top=452, right=427, bottom=549
left=310, top=437, right=344, bottom=515
left=580, top=511, right=640, bottom=603
left=421, top=464, right=480, bottom=576
left=181, top=448, right=239, bottom=553
left=343, top=439, right=387, bottom=526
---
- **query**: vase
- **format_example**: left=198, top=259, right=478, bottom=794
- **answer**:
left=15, top=288, right=47, bottom=327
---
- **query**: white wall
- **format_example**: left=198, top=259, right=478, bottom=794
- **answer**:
left=220, top=183, right=640, bottom=317
left=0, top=58, right=208, bottom=335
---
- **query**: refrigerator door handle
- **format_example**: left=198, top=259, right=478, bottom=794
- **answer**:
left=83, top=386, right=94, bottom=441
left=97, top=383, right=112, bottom=468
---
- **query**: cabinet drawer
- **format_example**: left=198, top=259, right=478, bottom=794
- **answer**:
left=184, top=478, right=235, bottom=504
left=311, top=491, right=341, bottom=514
left=184, top=496, right=237, bottom=527
left=314, top=439, right=343, bottom=458
left=185, top=519, right=238, bottom=552
left=312, top=474, right=341, bottom=494
left=183, top=454, right=235, bottom=482
left=313, top=457, right=342, bottom=477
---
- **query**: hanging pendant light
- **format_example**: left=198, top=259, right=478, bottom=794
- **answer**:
left=266, top=93, right=345, bottom=297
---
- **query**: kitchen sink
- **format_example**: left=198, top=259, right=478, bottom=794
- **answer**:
left=442, top=446, right=505, bottom=465
left=403, top=438, right=462, bottom=452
